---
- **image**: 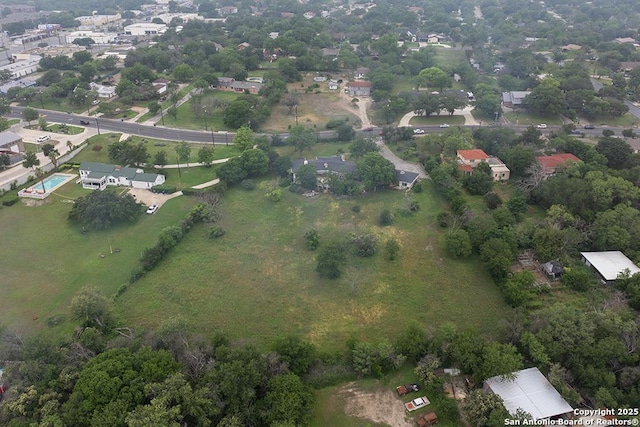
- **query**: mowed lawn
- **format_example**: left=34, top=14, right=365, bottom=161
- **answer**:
left=116, top=180, right=511, bottom=350
left=0, top=180, right=197, bottom=333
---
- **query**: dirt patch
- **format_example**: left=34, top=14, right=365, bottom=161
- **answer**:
left=340, top=382, right=413, bottom=427
left=21, top=198, right=52, bottom=207
left=260, top=74, right=362, bottom=132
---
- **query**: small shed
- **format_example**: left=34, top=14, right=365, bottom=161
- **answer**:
left=541, top=261, right=564, bottom=280
left=581, top=251, right=640, bottom=285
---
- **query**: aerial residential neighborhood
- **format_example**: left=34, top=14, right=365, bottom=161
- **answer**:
left=1, top=0, right=640, bottom=425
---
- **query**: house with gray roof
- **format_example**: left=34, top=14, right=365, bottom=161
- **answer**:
left=291, top=155, right=357, bottom=191
left=395, top=169, right=420, bottom=189
left=79, top=162, right=165, bottom=190
left=501, top=91, right=531, bottom=108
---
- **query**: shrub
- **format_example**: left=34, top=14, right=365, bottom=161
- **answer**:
left=351, top=233, right=377, bottom=257
left=241, top=179, right=256, bottom=190
left=352, top=205, right=361, bottom=213
left=92, top=144, right=103, bottom=152
left=316, top=241, right=347, bottom=279
left=10, top=180, right=17, bottom=190
left=151, top=185, right=178, bottom=194
left=304, top=229, right=320, bottom=250
left=378, top=209, right=393, bottom=226
left=385, top=239, right=400, bottom=260
left=412, top=181, right=423, bottom=193
left=209, top=227, right=225, bottom=238
left=484, top=191, right=502, bottom=209
left=129, top=267, right=146, bottom=284
left=561, top=268, right=594, bottom=292
left=437, top=212, right=452, bottom=227
left=3, top=196, right=19, bottom=206
left=445, top=229, right=472, bottom=257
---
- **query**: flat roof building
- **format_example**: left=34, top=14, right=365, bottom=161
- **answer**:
left=484, top=367, right=573, bottom=420
left=581, top=251, right=640, bottom=284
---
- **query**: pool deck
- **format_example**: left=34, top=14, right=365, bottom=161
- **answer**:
left=18, top=173, right=77, bottom=199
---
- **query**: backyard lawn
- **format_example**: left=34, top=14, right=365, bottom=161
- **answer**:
left=0, top=180, right=197, bottom=334
left=116, top=179, right=512, bottom=351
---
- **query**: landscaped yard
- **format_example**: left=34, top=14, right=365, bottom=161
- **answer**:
left=160, top=89, right=242, bottom=131
left=116, top=180, right=512, bottom=351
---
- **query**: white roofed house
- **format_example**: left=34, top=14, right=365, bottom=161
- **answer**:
left=79, top=162, right=165, bottom=190
left=484, top=368, right=573, bottom=421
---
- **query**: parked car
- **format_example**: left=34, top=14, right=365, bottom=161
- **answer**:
left=396, top=383, right=421, bottom=396
left=416, top=412, right=439, bottom=426
left=36, top=135, right=50, bottom=143
left=405, top=396, right=430, bottom=411
left=92, top=99, right=100, bottom=105
left=146, top=204, right=159, bottom=215
left=583, top=124, right=596, bottom=129
left=439, top=124, right=450, bottom=128
left=536, top=123, right=548, bottom=129
left=80, top=120, right=90, bottom=126
left=413, top=128, right=425, bottom=134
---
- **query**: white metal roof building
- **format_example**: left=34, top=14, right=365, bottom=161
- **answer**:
left=483, top=368, right=573, bottom=420
left=581, top=251, right=640, bottom=284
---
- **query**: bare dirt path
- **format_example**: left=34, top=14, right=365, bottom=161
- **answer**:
left=340, top=382, right=413, bottom=427
left=338, top=88, right=372, bottom=129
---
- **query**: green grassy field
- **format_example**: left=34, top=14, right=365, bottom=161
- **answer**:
left=161, top=90, right=242, bottom=131
left=73, top=134, right=241, bottom=166
left=411, top=115, right=466, bottom=126
left=0, top=180, right=197, bottom=333
left=116, top=180, right=512, bottom=351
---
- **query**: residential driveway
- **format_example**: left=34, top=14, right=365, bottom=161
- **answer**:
left=375, top=138, right=428, bottom=178
left=127, top=187, right=183, bottom=208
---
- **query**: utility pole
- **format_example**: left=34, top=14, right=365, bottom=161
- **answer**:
left=295, top=104, right=298, bottom=126
left=95, top=118, right=100, bottom=135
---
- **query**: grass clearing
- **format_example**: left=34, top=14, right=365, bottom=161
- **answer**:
left=72, top=134, right=241, bottom=165
left=0, top=180, right=197, bottom=333
left=116, top=179, right=512, bottom=351
left=46, top=124, right=84, bottom=135
left=434, top=47, right=466, bottom=69
left=162, top=90, right=242, bottom=131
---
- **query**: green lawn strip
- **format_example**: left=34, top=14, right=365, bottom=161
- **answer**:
left=274, top=142, right=352, bottom=159
left=23, top=99, right=88, bottom=114
left=73, top=134, right=240, bottom=166
left=162, top=89, right=242, bottom=131
left=115, top=180, right=511, bottom=351
left=588, top=114, right=639, bottom=127
left=161, top=165, right=218, bottom=189
left=410, top=115, right=465, bottom=125
left=46, top=124, right=84, bottom=135
left=503, top=112, right=563, bottom=126
left=7, top=119, right=19, bottom=126
left=434, top=47, right=466, bottom=69
left=0, top=181, right=197, bottom=332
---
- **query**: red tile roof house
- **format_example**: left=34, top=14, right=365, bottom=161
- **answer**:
left=348, top=81, right=371, bottom=96
left=536, top=153, right=581, bottom=177
left=457, top=149, right=510, bottom=181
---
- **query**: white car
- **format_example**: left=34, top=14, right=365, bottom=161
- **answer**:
left=413, top=128, right=425, bottom=134
left=536, top=123, right=548, bottom=129
left=36, top=135, right=50, bottom=143
left=439, top=124, right=450, bottom=128
left=146, top=204, right=159, bottom=215
left=92, top=99, right=100, bottom=105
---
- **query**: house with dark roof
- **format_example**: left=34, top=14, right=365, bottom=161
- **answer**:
left=79, top=162, right=165, bottom=190
left=541, top=261, right=564, bottom=280
left=291, top=156, right=356, bottom=191
left=395, top=170, right=420, bottom=189
left=0, top=131, right=24, bottom=153
left=501, top=91, right=531, bottom=108
left=348, top=81, right=371, bottom=96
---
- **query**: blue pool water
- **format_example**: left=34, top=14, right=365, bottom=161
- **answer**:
left=27, top=174, right=73, bottom=193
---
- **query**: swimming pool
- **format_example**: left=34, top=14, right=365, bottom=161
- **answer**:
left=18, top=173, right=77, bottom=199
